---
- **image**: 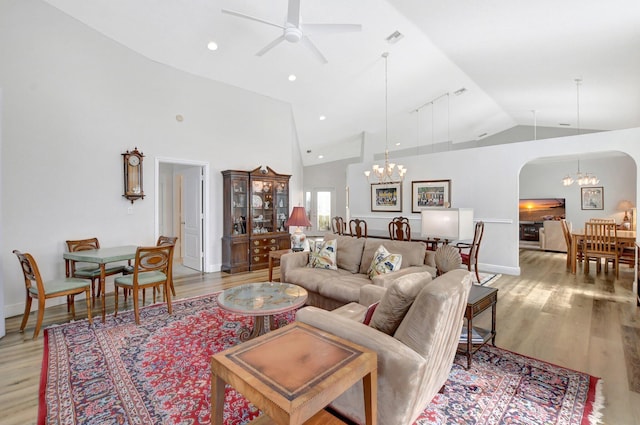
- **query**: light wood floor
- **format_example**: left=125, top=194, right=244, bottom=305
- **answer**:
left=1, top=250, right=639, bottom=425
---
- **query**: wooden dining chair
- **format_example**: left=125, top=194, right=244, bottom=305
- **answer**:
left=14, top=250, right=92, bottom=339
left=560, top=219, right=581, bottom=269
left=157, top=235, right=178, bottom=296
left=114, top=244, right=175, bottom=325
left=389, top=216, right=411, bottom=241
left=456, top=221, right=485, bottom=283
left=65, top=237, right=125, bottom=304
left=331, top=216, right=345, bottom=235
left=349, top=218, right=368, bottom=238
left=583, top=222, right=620, bottom=278
left=588, top=218, right=616, bottom=223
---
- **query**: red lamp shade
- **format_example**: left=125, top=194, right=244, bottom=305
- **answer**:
left=285, top=207, right=312, bottom=252
left=284, top=206, right=312, bottom=228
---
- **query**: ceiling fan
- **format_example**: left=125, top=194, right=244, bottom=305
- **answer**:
left=222, top=0, right=362, bottom=64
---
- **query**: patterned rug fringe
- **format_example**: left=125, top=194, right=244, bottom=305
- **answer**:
left=588, top=379, right=605, bottom=425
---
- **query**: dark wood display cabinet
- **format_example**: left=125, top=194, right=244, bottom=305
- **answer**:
left=221, top=167, right=291, bottom=273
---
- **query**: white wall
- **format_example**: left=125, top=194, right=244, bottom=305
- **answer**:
left=0, top=1, right=300, bottom=318
left=0, top=88, right=5, bottom=337
left=347, top=128, right=640, bottom=275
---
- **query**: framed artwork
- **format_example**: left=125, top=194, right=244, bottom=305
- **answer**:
left=581, top=187, right=604, bottom=210
left=371, top=183, right=402, bottom=212
left=411, top=180, right=451, bottom=212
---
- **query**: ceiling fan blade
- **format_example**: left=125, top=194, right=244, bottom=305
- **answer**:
left=287, top=0, right=301, bottom=27
left=221, top=9, right=285, bottom=30
left=302, top=23, right=362, bottom=35
left=300, top=36, right=328, bottom=64
left=256, top=35, right=287, bottom=56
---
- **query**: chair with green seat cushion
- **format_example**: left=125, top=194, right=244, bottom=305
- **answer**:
left=65, top=238, right=126, bottom=303
left=13, top=250, right=93, bottom=340
left=122, top=235, right=178, bottom=300
left=114, top=244, right=175, bottom=325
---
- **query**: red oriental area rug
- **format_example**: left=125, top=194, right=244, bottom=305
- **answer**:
left=40, top=294, right=603, bottom=425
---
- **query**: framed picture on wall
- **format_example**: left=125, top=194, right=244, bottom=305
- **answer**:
left=371, top=183, right=402, bottom=212
left=411, top=180, right=451, bottom=212
left=581, top=186, right=604, bottom=210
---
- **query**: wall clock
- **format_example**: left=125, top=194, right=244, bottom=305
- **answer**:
left=122, top=147, right=144, bottom=203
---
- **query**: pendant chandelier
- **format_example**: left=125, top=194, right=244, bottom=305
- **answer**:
left=561, top=79, right=599, bottom=186
left=562, top=159, right=599, bottom=186
left=364, top=52, right=406, bottom=183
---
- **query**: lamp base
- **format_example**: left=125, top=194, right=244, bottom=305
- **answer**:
left=290, top=229, right=307, bottom=252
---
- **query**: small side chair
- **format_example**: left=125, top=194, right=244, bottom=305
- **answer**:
left=14, top=250, right=93, bottom=339
left=114, top=244, right=175, bottom=325
left=65, top=237, right=125, bottom=304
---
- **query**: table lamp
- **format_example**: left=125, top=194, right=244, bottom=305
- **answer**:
left=421, top=208, right=474, bottom=242
left=285, top=206, right=312, bottom=252
left=618, top=200, right=634, bottom=230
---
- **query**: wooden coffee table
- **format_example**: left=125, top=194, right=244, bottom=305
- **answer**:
left=210, top=321, right=377, bottom=425
left=217, top=282, right=307, bottom=341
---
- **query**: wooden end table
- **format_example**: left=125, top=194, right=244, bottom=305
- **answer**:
left=269, top=249, right=291, bottom=282
left=457, top=284, right=498, bottom=369
left=211, top=322, right=377, bottom=425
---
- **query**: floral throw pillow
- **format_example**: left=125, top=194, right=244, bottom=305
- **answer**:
left=367, top=245, right=402, bottom=279
left=307, top=238, right=338, bottom=270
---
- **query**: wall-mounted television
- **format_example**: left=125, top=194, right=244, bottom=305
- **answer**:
left=519, top=198, right=566, bottom=222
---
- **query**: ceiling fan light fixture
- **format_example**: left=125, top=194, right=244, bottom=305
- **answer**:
left=284, top=26, right=303, bottom=43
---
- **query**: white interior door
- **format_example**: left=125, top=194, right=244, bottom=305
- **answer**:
left=182, top=166, right=203, bottom=271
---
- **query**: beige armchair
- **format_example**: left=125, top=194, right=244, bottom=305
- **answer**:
left=539, top=220, right=570, bottom=252
left=296, top=269, right=472, bottom=425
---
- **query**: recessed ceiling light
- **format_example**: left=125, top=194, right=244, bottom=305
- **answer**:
left=478, top=133, right=488, bottom=138
left=559, top=123, right=571, bottom=126
left=318, top=155, right=324, bottom=159
left=288, top=74, right=297, bottom=82
left=395, top=142, right=401, bottom=146
left=207, top=41, right=218, bottom=51
left=319, top=115, right=326, bottom=121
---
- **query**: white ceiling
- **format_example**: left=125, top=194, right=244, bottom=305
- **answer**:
left=43, top=0, right=640, bottom=166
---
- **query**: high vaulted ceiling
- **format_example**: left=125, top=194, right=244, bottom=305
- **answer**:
left=43, top=0, right=640, bottom=166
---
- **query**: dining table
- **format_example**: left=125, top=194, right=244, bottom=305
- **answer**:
left=570, top=230, right=636, bottom=274
left=63, top=245, right=138, bottom=322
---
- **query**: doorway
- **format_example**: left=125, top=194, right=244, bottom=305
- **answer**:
left=156, top=159, right=210, bottom=272
left=304, top=188, right=335, bottom=234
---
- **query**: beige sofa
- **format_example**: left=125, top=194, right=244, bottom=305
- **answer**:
left=280, top=234, right=437, bottom=310
left=296, top=269, right=473, bottom=425
left=539, top=220, right=570, bottom=252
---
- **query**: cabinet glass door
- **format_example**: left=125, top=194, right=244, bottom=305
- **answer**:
left=231, top=178, right=248, bottom=235
left=274, top=181, right=289, bottom=232
left=251, top=179, right=274, bottom=234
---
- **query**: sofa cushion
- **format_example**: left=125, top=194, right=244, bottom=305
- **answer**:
left=360, top=239, right=427, bottom=274
left=308, top=238, right=337, bottom=270
left=369, top=271, right=432, bottom=335
left=285, top=267, right=352, bottom=294
left=367, top=245, right=402, bottom=279
left=324, top=233, right=366, bottom=273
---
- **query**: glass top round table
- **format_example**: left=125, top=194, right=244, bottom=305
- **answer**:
left=217, top=282, right=308, bottom=341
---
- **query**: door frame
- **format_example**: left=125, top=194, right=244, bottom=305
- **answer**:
left=155, top=157, right=212, bottom=272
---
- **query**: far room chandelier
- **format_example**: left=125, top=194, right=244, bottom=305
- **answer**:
left=562, top=159, right=599, bottom=186
left=364, top=52, right=407, bottom=183
left=561, top=79, right=599, bottom=186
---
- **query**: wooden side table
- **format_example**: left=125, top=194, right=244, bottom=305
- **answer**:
left=268, top=249, right=291, bottom=282
left=211, top=322, right=377, bottom=425
left=457, top=284, right=498, bottom=369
